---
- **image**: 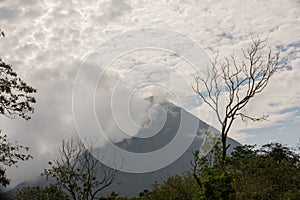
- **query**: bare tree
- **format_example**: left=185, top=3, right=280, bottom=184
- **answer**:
left=43, top=138, right=119, bottom=200
left=192, top=37, right=285, bottom=165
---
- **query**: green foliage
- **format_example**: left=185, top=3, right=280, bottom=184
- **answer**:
left=230, top=143, right=300, bottom=200
left=193, top=137, right=236, bottom=200
left=0, top=29, right=36, bottom=188
left=16, top=185, right=69, bottom=200
left=200, top=172, right=235, bottom=200
left=191, top=136, right=300, bottom=200
left=13, top=138, right=299, bottom=200
left=0, top=132, right=32, bottom=187
left=140, top=174, right=200, bottom=200
left=99, top=191, right=132, bottom=200
left=0, top=34, right=36, bottom=120
left=140, top=139, right=299, bottom=200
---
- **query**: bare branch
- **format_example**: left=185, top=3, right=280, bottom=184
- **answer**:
left=42, top=138, right=119, bottom=200
left=237, top=113, right=268, bottom=122
left=193, top=37, right=285, bottom=164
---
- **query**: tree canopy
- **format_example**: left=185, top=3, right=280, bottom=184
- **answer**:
left=0, top=29, right=36, bottom=188
left=0, top=35, right=36, bottom=120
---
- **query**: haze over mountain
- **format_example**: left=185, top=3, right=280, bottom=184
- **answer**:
left=99, top=96, right=240, bottom=197
left=2, top=97, right=240, bottom=198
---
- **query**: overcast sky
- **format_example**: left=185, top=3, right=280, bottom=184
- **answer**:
left=0, top=0, right=299, bottom=188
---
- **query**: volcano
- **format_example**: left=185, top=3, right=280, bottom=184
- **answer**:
left=99, top=97, right=240, bottom=197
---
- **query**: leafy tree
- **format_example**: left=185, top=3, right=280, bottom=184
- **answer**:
left=0, top=132, right=32, bottom=187
left=0, top=29, right=36, bottom=187
left=0, top=32, right=36, bottom=120
left=42, top=139, right=119, bottom=200
left=140, top=174, right=200, bottom=200
left=192, top=138, right=236, bottom=200
left=192, top=38, right=285, bottom=164
left=99, top=191, right=131, bottom=200
left=192, top=138, right=300, bottom=200
left=230, top=143, right=300, bottom=200
left=16, top=185, right=69, bottom=200
left=96, top=140, right=299, bottom=200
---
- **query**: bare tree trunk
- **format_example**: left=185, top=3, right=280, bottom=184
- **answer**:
left=221, top=133, right=227, bottom=167
left=192, top=37, right=285, bottom=165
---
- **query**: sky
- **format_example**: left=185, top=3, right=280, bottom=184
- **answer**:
left=0, top=0, right=299, bottom=188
